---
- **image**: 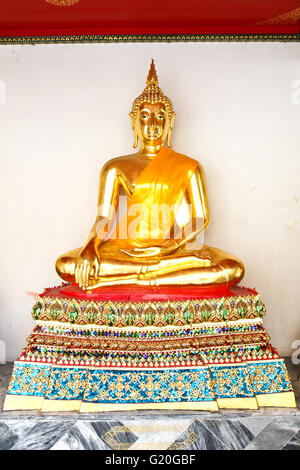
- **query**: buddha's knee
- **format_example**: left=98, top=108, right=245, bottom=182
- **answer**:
left=55, top=254, right=69, bottom=277
left=222, top=257, right=245, bottom=285
left=55, top=248, right=80, bottom=279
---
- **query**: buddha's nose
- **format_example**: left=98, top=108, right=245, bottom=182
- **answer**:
left=149, top=113, right=156, bottom=127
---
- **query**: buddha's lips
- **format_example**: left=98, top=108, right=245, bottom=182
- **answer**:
left=146, top=129, right=161, bottom=139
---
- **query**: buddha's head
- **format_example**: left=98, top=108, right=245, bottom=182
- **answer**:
left=130, top=60, right=175, bottom=151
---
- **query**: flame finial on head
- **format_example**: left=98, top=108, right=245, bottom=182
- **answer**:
left=146, top=59, right=159, bottom=86
left=131, top=59, right=174, bottom=120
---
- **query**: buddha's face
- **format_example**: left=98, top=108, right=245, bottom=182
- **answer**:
left=136, top=102, right=169, bottom=146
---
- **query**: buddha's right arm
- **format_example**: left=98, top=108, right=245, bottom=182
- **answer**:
left=79, top=162, right=121, bottom=256
left=74, top=162, right=121, bottom=289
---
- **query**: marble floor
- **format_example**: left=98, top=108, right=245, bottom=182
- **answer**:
left=0, top=359, right=299, bottom=450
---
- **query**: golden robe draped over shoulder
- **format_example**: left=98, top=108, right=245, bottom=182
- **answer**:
left=111, top=147, right=198, bottom=249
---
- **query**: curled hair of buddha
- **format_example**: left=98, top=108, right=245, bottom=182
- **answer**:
left=131, top=59, right=174, bottom=120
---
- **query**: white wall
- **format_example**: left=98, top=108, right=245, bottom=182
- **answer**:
left=0, top=42, right=300, bottom=360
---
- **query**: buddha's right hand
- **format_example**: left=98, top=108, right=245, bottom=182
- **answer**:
left=74, top=245, right=100, bottom=290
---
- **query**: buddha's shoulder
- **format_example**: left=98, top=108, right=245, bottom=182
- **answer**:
left=180, top=156, right=204, bottom=174
left=100, top=153, right=140, bottom=173
left=100, top=152, right=205, bottom=174
left=174, top=151, right=204, bottom=172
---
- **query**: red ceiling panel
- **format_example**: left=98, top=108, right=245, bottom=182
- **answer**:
left=0, top=0, right=299, bottom=42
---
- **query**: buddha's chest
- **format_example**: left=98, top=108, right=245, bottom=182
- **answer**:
left=117, top=163, right=148, bottom=197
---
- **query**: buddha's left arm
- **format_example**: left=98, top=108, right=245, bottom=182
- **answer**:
left=175, top=163, right=210, bottom=247
left=189, top=163, right=210, bottom=229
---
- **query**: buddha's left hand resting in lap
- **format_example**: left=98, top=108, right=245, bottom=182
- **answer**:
left=56, top=60, right=244, bottom=291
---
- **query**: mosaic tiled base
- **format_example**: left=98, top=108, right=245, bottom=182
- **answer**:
left=31, top=285, right=266, bottom=326
left=4, top=359, right=296, bottom=412
left=3, top=284, right=296, bottom=411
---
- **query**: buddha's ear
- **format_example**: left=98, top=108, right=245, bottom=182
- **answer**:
left=129, top=112, right=139, bottom=148
left=129, top=112, right=135, bottom=129
left=167, top=112, right=176, bottom=148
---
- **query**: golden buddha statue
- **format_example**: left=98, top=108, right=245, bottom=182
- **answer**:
left=56, top=60, right=244, bottom=291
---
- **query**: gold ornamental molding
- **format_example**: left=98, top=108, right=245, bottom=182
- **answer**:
left=0, top=33, right=299, bottom=44
left=46, top=0, right=80, bottom=5
left=255, top=7, right=300, bottom=25
left=31, top=291, right=266, bottom=327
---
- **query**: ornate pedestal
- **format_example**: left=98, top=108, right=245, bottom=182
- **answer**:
left=4, top=284, right=296, bottom=412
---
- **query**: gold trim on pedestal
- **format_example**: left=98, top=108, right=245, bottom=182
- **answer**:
left=217, top=397, right=258, bottom=410
left=79, top=400, right=219, bottom=413
left=41, top=399, right=82, bottom=412
left=3, top=392, right=296, bottom=412
left=31, top=290, right=266, bottom=327
left=3, top=394, right=44, bottom=411
left=256, top=391, right=297, bottom=408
